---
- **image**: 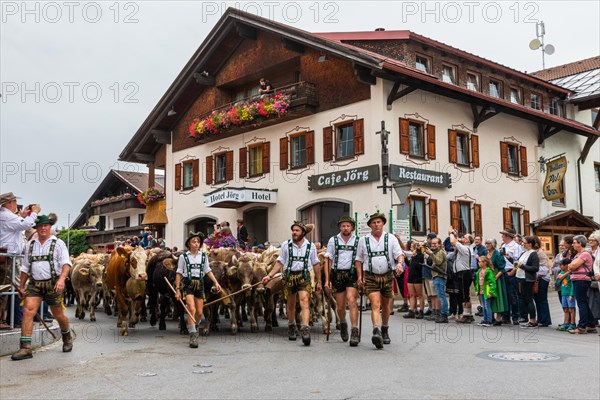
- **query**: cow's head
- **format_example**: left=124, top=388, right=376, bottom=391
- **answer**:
left=79, top=259, right=104, bottom=288
left=117, top=246, right=148, bottom=280
left=235, top=254, right=256, bottom=290
left=253, top=262, right=268, bottom=294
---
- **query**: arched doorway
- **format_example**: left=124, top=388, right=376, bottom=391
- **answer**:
left=299, top=201, right=350, bottom=246
left=184, top=216, right=217, bottom=239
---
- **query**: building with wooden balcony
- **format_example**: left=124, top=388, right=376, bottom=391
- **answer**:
left=71, top=170, right=164, bottom=252
left=119, top=9, right=599, bottom=249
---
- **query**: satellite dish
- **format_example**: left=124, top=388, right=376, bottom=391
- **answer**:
left=529, top=39, right=541, bottom=50
left=544, top=44, right=555, bottom=55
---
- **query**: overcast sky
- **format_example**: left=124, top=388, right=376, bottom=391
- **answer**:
left=1, top=0, right=599, bottom=229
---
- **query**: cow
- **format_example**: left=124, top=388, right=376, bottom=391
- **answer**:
left=71, top=254, right=106, bottom=322
left=230, top=253, right=262, bottom=332
left=105, top=246, right=149, bottom=336
left=202, top=260, right=237, bottom=335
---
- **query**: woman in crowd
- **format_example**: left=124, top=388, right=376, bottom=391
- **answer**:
left=517, top=236, right=540, bottom=328
left=552, top=240, right=566, bottom=303
left=485, top=238, right=508, bottom=325
left=534, top=237, right=552, bottom=327
left=403, top=241, right=425, bottom=319
left=567, top=235, right=596, bottom=334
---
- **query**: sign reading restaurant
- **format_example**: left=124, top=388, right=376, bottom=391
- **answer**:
left=204, top=188, right=277, bottom=207
left=389, top=164, right=451, bottom=188
left=308, top=165, right=380, bottom=191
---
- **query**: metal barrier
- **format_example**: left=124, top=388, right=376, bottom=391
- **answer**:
left=0, top=252, right=22, bottom=330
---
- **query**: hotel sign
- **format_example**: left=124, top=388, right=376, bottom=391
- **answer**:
left=204, top=188, right=277, bottom=207
left=543, top=156, right=567, bottom=201
left=308, top=165, right=380, bottom=191
left=389, top=164, right=451, bottom=188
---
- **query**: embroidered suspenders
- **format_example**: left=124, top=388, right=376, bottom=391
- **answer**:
left=286, top=240, right=311, bottom=280
left=365, top=234, right=391, bottom=274
left=28, top=239, right=58, bottom=283
left=333, top=236, right=358, bottom=275
left=183, top=252, right=207, bottom=282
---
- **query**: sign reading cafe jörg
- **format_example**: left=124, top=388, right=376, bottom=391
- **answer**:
left=389, top=164, right=451, bottom=188
left=308, top=165, right=380, bottom=191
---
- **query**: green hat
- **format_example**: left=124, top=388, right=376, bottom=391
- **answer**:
left=185, top=232, right=205, bottom=248
left=337, top=216, right=356, bottom=229
left=291, top=220, right=307, bottom=234
left=34, top=213, right=57, bottom=228
left=367, top=212, right=387, bottom=226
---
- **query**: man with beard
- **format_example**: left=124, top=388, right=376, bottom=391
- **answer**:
left=356, top=213, right=404, bottom=349
left=324, top=216, right=360, bottom=346
left=263, top=221, right=322, bottom=346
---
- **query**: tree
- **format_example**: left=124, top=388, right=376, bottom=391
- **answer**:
left=57, top=229, right=90, bottom=257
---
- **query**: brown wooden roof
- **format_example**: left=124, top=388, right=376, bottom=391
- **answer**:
left=531, top=56, right=600, bottom=81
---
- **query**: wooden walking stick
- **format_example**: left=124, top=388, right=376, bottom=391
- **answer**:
left=321, top=288, right=330, bottom=341
left=203, top=273, right=282, bottom=308
left=163, top=277, right=196, bottom=325
left=11, top=282, right=56, bottom=339
left=358, top=287, right=364, bottom=343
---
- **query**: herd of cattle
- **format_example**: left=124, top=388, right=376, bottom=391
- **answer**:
left=67, top=246, right=339, bottom=338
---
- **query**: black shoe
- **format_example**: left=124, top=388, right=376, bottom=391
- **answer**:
left=493, top=320, right=502, bottom=326
left=398, top=304, right=409, bottom=312
left=435, top=314, right=449, bottom=323
left=512, top=320, right=520, bottom=325
left=425, top=313, right=438, bottom=321
left=403, top=310, right=416, bottom=319
left=501, top=318, right=511, bottom=324
left=415, top=310, right=424, bottom=320
left=381, top=326, right=391, bottom=345
left=288, top=324, right=297, bottom=341
left=349, top=327, right=359, bottom=347
left=424, top=309, right=432, bottom=316
left=300, top=325, right=311, bottom=346
left=371, top=327, right=383, bottom=349
left=340, top=321, right=349, bottom=342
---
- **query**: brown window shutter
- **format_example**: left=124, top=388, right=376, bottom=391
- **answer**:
left=450, top=201, right=460, bottom=231
left=205, top=155, right=213, bottom=185
left=175, top=163, right=182, bottom=191
left=239, top=147, right=247, bottom=178
left=500, top=142, right=509, bottom=173
left=225, top=150, right=234, bottom=181
left=192, top=159, right=200, bottom=187
left=353, top=118, right=365, bottom=155
left=262, top=142, right=270, bottom=174
left=323, top=126, right=333, bottom=161
left=306, top=130, right=315, bottom=165
left=428, top=199, right=438, bottom=235
left=471, top=134, right=480, bottom=168
left=474, top=203, right=482, bottom=237
left=523, top=209, right=531, bottom=235
left=520, top=146, right=528, bottom=177
left=427, top=124, right=436, bottom=160
left=448, top=129, right=457, bottom=164
left=399, top=118, right=409, bottom=154
left=503, top=207, right=512, bottom=230
left=279, top=137, right=288, bottom=170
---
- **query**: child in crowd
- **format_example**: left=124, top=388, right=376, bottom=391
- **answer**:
left=557, top=259, right=575, bottom=331
left=474, top=256, right=497, bottom=327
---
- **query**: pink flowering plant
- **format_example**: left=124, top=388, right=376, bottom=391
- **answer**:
left=137, top=187, right=165, bottom=206
left=189, top=93, right=290, bottom=139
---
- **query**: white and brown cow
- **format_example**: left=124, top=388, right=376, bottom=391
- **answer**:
left=71, top=254, right=107, bottom=322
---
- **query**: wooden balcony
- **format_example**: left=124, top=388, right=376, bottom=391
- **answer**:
left=90, top=197, right=144, bottom=215
left=195, top=81, right=319, bottom=144
left=86, top=226, right=144, bottom=246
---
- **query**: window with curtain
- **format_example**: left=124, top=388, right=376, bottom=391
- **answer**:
left=507, top=144, right=519, bottom=175
left=489, top=80, right=501, bottom=98
left=510, top=88, right=521, bottom=104
left=411, top=197, right=426, bottom=234
left=467, top=72, right=479, bottom=91
left=215, top=154, right=226, bottom=183
left=291, top=135, right=306, bottom=168
left=249, top=145, right=263, bottom=176
left=459, top=202, right=471, bottom=234
left=531, top=93, right=541, bottom=110
left=456, top=133, right=469, bottom=166
left=409, top=122, right=424, bottom=157
left=511, top=208, right=521, bottom=234
left=183, top=162, right=193, bottom=189
left=416, top=55, right=429, bottom=73
left=442, top=65, right=455, bottom=84
left=337, top=124, right=354, bottom=159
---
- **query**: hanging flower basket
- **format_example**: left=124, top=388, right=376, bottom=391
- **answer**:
left=137, top=187, right=165, bottom=206
left=188, top=93, right=291, bottom=139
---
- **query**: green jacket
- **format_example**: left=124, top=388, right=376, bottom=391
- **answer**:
left=474, top=267, right=497, bottom=298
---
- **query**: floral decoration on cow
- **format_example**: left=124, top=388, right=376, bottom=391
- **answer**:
left=188, top=93, right=290, bottom=139
left=137, top=187, right=165, bottom=206
left=203, top=231, right=238, bottom=249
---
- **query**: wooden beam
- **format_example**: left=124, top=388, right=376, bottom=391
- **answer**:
left=581, top=134, right=599, bottom=164
left=193, top=72, right=215, bottom=86
left=133, top=153, right=155, bottom=162
left=386, top=80, right=417, bottom=108
left=282, top=38, right=304, bottom=53
left=354, top=64, right=376, bottom=85
left=147, top=162, right=155, bottom=188
left=471, top=104, right=499, bottom=131
left=534, top=225, right=595, bottom=232
left=151, top=129, right=171, bottom=145
left=235, top=23, right=256, bottom=39
left=537, top=124, right=563, bottom=144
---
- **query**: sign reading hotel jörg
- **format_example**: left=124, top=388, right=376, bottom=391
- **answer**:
left=204, top=188, right=277, bottom=207
left=389, top=164, right=451, bottom=188
left=308, top=165, right=380, bottom=191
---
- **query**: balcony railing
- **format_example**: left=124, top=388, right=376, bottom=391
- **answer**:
left=194, top=81, right=319, bottom=143
left=90, top=197, right=144, bottom=215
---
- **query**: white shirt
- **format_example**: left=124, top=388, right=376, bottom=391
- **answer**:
left=0, top=207, right=37, bottom=254
left=325, top=233, right=358, bottom=271
left=21, top=235, right=71, bottom=280
left=277, top=238, right=319, bottom=272
left=356, top=232, right=402, bottom=274
left=501, top=240, right=523, bottom=271
left=177, top=251, right=211, bottom=278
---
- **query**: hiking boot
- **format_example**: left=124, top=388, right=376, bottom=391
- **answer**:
left=349, top=327, right=359, bottom=347
left=11, top=341, right=33, bottom=361
left=415, top=310, right=424, bottom=319
left=288, top=324, right=297, bottom=341
left=189, top=331, right=199, bottom=348
left=340, top=321, right=349, bottom=342
left=403, top=310, right=416, bottom=319
left=300, top=325, right=311, bottom=346
left=425, top=312, right=438, bottom=321
left=381, top=326, right=391, bottom=345
left=62, top=329, right=75, bottom=352
left=435, top=314, right=449, bottom=323
left=456, top=315, right=472, bottom=324
left=423, top=308, right=432, bottom=316
left=371, top=327, right=383, bottom=349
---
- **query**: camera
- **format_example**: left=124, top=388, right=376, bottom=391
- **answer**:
left=16, top=204, right=23, bottom=212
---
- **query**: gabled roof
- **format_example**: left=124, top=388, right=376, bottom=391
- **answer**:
left=531, top=209, right=600, bottom=231
left=531, top=56, right=600, bottom=81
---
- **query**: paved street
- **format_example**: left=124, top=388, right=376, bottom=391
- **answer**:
left=1, top=295, right=598, bottom=399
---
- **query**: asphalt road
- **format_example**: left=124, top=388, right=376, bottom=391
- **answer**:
left=1, top=295, right=598, bottom=400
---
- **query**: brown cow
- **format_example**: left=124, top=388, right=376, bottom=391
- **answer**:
left=105, top=246, right=149, bottom=336
left=71, top=255, right=105, bottom=322
left=230, top=253, right=261, bottom=332
left=202, top=260, right=237, bottom=335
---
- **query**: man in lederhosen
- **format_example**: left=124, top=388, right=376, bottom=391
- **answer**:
left=356, top=212, right=404, bottom=349
left=175, top=233, right=222, bottom=348
left=263, top=221, right=322, bottom=346
left=324, top=216, right=360, bottom=346
left=12, top=214, right=74, bottom=360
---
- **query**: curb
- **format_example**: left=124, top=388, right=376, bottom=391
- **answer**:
left=0, top=324, right=61, bottom=357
